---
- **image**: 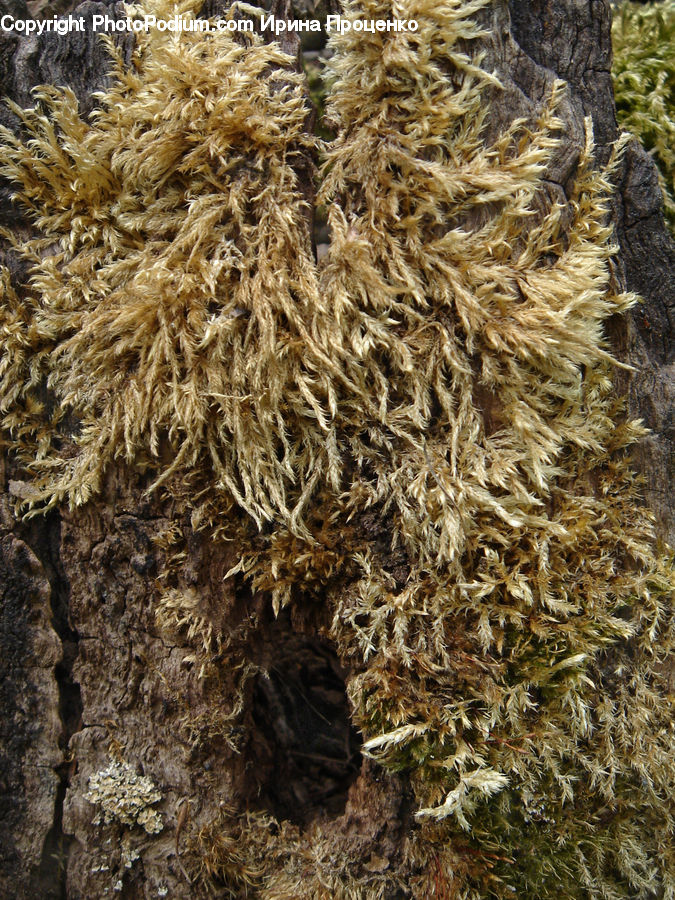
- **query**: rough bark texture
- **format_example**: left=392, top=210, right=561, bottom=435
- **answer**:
left=0, top=1, right=673, bottom=898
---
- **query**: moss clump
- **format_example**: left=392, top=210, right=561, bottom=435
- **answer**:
left=309, top=1, right=675, bottom=895
left=1, top=0, right=674, bottom=897
left=612, top=0, right=675, bottom=232
left=0, top=0, right=333, bottom=527
left=311, top=2, right=675, bottom=895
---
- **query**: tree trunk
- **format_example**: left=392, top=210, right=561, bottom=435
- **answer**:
left=0, top=2, right=673, bottom=898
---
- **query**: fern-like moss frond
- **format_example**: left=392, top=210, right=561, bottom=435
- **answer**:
left=0, top=0, right=339, bottom=528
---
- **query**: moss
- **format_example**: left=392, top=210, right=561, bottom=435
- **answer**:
left=303, top=56, right=335, bottom=142
left=612, top=0, right=675, bottom=233
left=0, top=0, right=674, bottom=897
left=0, top=0, right=324, bottom=526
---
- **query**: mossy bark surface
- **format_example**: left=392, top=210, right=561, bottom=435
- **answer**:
left=0, top=1, right=673, bottom=898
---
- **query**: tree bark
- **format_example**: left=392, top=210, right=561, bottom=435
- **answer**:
left=0, top=1, right=672, bottom=898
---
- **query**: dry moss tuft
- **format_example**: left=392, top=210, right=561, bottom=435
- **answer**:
left=1, top=0, right=674, bottom=897
left=0, top=0, right=336, bottom=527
left=310, top=1, right=675, bottom=896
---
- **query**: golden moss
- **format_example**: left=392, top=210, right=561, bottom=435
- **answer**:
left=0, top=0, right=336, bottom=527
left=310, top=1, right=675, bottom=895
left=1, top=0, right=674, bottom=897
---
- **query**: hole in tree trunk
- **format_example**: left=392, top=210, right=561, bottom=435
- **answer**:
left=245, top=616, right=362, bottom=827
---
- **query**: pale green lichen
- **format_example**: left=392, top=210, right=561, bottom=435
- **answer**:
left=85, top=758, right=163, bottom=834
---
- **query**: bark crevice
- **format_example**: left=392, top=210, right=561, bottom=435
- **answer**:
left=17, top=512, right=82, bottom=899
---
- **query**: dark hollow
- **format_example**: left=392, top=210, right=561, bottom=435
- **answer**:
left=247, top=623, right=362, bottom=827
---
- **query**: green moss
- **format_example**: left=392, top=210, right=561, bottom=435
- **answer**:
left=612, top=0, right=675, bottom=232
left=303, top=57, right=335, bottom=141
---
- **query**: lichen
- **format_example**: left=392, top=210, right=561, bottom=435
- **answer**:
left=85, top=758, right=163, bottom=834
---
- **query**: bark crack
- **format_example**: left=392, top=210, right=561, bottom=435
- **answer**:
left=19, top=510, right=82, bottom=900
